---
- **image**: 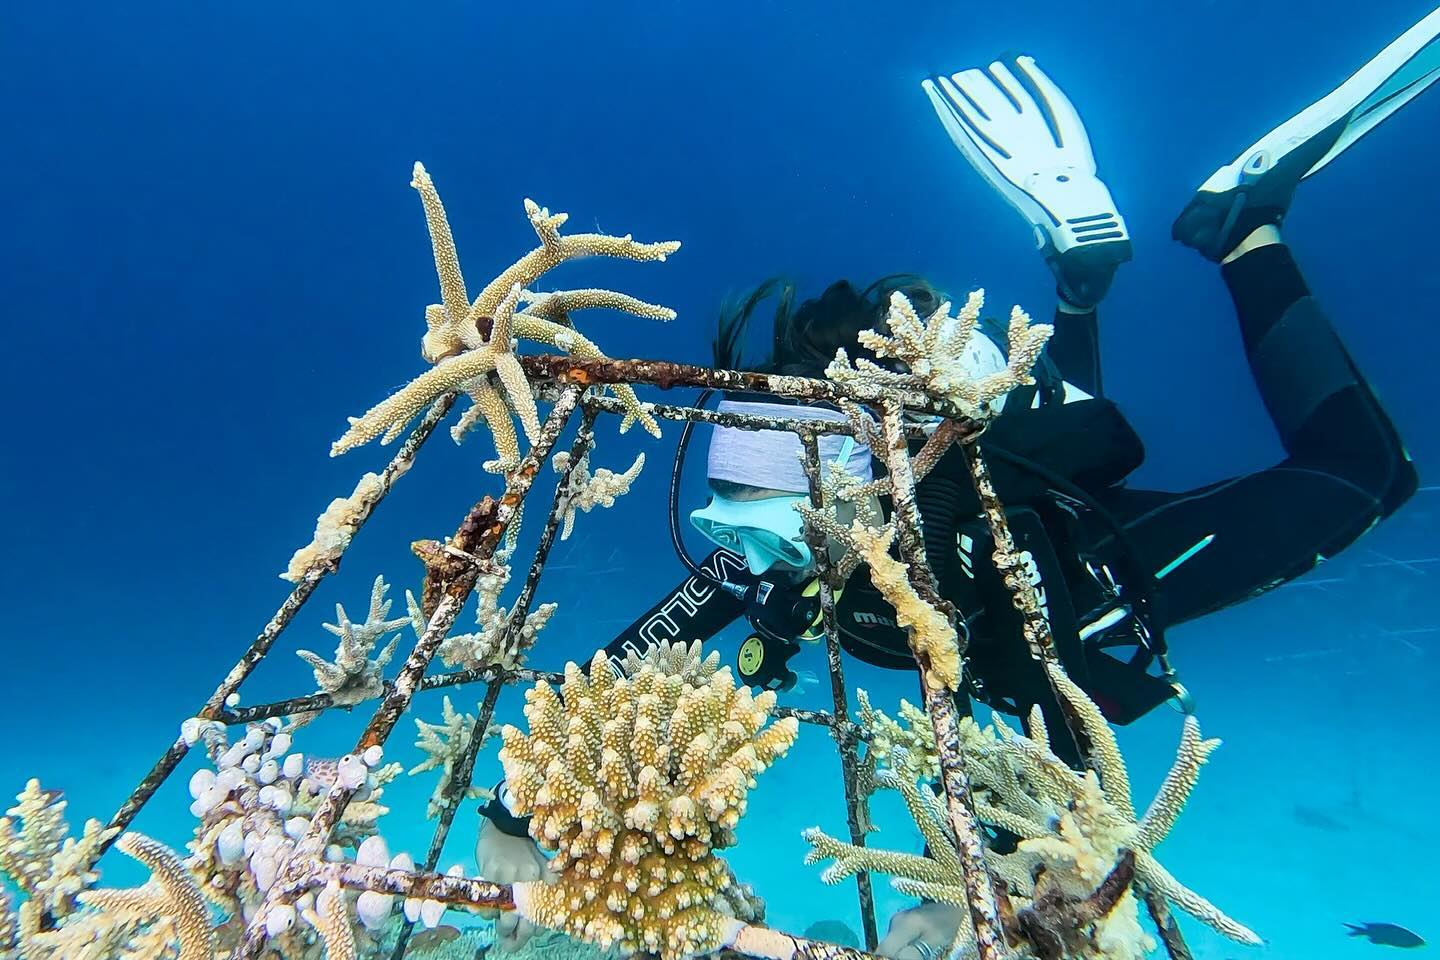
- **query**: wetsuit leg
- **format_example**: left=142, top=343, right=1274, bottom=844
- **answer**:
left=1096, top=243, right=1417, bottom=624
left=1047, top=305, right=1104, bottom=398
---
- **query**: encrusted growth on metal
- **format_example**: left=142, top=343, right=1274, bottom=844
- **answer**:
left=78, top=350, right=1185, bottom=960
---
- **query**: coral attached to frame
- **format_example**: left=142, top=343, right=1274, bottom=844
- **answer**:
left=186, top=718, right=404, bottom=954
left=296, top=574, right=409, bottom=706
left=498, top=650, right=795, bottom=960
left=552, top=450, right=645, bottom=541
left=409, top=696, right=496, bottom=820
left=430, top=553, right=557, bottom=672
left=281, top=471, right=385, bottom=583
left=807, top=675, right=1261, bottom=958
left=827, top=289, right=1053, bottom=421
left=332, top=163, right=677, bottom=473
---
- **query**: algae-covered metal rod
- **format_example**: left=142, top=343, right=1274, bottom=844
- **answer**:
left=521, top=353, right=987, bottom=425
left=230, top=386, right=581, bottom=960
left=873, top=402, right=1007, bottom=960
left=1142, top=886, right=1195, bottom=960
left=217, top=671, right=854, bottom=733
left=959, top=441, right=1089, bottom=763
left=385, top=683, right=503, bottom=960
left=100, top=393, right=456, bottom=855
left=584, top=392, right=933, bottom=441
left=799, top=432, right=880, bottom=951
left=388, top=404, right=599, bottom=960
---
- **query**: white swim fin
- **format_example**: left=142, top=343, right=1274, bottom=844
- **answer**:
left=1175, top=6, right=1440, bottom=259
left=923, top=56, right=1131, bottom=306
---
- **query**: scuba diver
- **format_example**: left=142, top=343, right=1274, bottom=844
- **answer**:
left=476, top=9, right=1437, bottom=950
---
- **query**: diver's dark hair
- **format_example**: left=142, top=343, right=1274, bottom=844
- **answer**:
left=712, top=274, right=947, bottom=379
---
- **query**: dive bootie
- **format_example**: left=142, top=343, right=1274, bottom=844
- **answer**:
left=1174, top=6, right=1440, bottom=260
left=923, top=55, right=1132, bottom=308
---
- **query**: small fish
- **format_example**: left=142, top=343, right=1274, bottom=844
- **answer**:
left=1292, top=804, right=1350, bottom=833
left=305, top=757, right=340, bottom=787
left=804, top=920, right=860, bottom=949
left=1345, top=922, right=1425, bottom=948
left=411, top=924, right=463, bottom=952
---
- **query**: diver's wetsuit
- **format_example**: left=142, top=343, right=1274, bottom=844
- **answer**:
left=599, top=243, right=1416, bottom=729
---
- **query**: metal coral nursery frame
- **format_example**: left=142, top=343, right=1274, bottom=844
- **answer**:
left=94, top=353, right=1190, bottom=960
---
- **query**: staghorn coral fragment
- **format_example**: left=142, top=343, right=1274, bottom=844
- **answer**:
left=845, top=520, right=961, bottom=691
left=281, top=471, right=384, bottom=582
left=828, top=677, right=1261, bottom=954
left=409, top=696, right=496, bottom=819
left=520, top=287, right=676, bottom=327
left=855, top=689, right=939, bottom=794
left=77, top=832, right=216, bottom=960
left=295, top=574, right=408, bottom=706
left=334, top=165, right=676, bottom=461
left=302, top=880, right=358, bottom=960
left=0, top=779, right=115, bottom=921
left=427, top=554, right=557, bottom=671
left=827, top=289, right=1053, bottom=421
left=500, top=650, right=796, bottom=960
left=452, top=376, right=523, bottom=474
left=552, top=450, right=645, bottom=540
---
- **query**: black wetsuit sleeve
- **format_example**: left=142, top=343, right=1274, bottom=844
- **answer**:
left=914, top=398, right=1144, bottom=589
left=597, top=547, right=749, bottom=670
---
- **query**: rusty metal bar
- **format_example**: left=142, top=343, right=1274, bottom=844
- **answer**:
left=963, top=424, right=1200, bottom=960
left=216, top=672, right=855, bottom=739
left=100, top=393, right=457, bottom=855
left=556, top=392, right=938, bottom=445
left=959, top=441, right=1091, bottom=764
left=799, top=432, right=879, bottom=951
left=385, top=684, right=501, bottom=960
left=873, top=402, right=1006, bottom=960
left=230, top=386, right=582, bottom=960
left=520, top=354, right=985, bottom=426
left=388, top=403, right=601, bottom=960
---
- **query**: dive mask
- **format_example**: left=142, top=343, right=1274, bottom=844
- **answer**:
left=690, top=494, right=813, bottom=575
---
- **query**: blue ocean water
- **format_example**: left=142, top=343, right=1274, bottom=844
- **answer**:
left=3, top=0, right=1439, bottom=957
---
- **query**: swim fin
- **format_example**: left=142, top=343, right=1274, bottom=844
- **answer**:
left=1174, top=7, right=1440, bottom=260
left=923, top=56, right=1132, bottom=307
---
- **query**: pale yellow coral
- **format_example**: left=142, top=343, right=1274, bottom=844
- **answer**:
left=78, top=832, right=216, bottom=960
left=552, top=450, right=645, bottom=540
left=333, top=165, right=676, bottom=463
left=620, top=639, right=722, bottom=686
left=847, top=521, right=961, bottom=691
left=826, top=289, right=1053, bottom=420
left=280, top=472, right=384, bottom=583
left=499, top=650, right=797, bottom=960
left=409, top=696, right=495, bottom=819
left=833, top=676, right=1261, bottom=951
left=302, top=880, right=357, bottom=960
left=520, top=287, right=676, bottom=327
left=855, top=689, right=938, bottom=791
left=0, top=779, right=115, bottom=921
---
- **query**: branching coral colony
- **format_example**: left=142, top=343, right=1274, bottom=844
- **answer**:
left=0, top=166, right=1263, bottom=960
